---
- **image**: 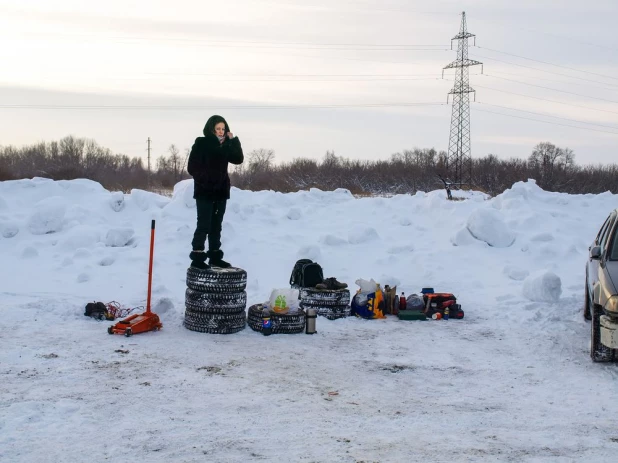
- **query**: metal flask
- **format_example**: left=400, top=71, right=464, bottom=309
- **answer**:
left=305, top=308, right=317, bottom=334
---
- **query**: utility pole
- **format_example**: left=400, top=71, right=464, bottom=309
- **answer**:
left=443, top=11, right=483, bottom=189
left=147, top=137, right=151, bottom=188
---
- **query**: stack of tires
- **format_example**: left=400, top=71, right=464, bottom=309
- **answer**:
left=299, top=288, right=351, bottom=320
left=184, top=266, right=247, bottom=334
left=247, top=304, right=306, bottom=334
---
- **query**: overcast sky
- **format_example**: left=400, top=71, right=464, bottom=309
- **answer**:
left=0, top=0, right=616, bottom=166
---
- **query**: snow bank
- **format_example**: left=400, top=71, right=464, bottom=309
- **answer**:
left=130, top=188, right=171, bottom=210
left=27, top=196, right=67, bottom=235
left=522, top=270, right=562, bottom=302
left=348, top=227, right=380, bottom=244
left=466, top=208, right=515, bottom=247
left=105, top=228, right=135, bottom=247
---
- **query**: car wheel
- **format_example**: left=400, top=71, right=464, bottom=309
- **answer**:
left=584, top=278, right=592, bottom=321
left=591, top=303, right=614, bottom=362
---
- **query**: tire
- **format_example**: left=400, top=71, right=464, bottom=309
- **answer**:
left=299, top=288, right=350, bottom=306
left=318, top=306, right=351, bottom=320
left=584, top=278, right=592, bottom=321
left=185, top=308, right=245, bottom=322
left=183, top=312, right=246, bottom=334
left=186, top=266, right=247, bottom=293
left=185, top=288, right=247, bottom=313
left=300, top=302, right=350, bottom=320
left=247, top=304, right=306, bottom=334
left=591, top=303, right=614, bottom=362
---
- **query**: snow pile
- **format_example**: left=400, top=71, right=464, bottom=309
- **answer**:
left=522, top=270, right=562, bottom=302
left=105, top=228, right=134, bottom=247
left=466, top=207, right=515, bottom=247
left=27, top=196, right=67, bottom=234
left=1, top=177, right=618, bottom=462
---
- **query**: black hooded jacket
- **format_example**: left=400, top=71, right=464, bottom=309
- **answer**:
left=187, top=134, right=244, bottom=200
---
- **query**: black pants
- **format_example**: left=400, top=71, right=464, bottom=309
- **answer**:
left=191, top=199, right=227, bottom=252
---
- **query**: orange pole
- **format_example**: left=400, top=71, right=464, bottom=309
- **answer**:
left=146, top=219, right=155, bottom=313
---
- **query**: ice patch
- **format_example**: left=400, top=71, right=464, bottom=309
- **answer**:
left=105, top=228, right=135, bottom=247
left=27, top=196, right=67, bottom=235
left=348, top=227, right=379, bottom=244
left=522, top=270, right=562, bottom=302
left=503, top=265, right=530, bottom=281
left=466, top=208, right=515, bottom=248
left=287, top=208, right=301, bottom=220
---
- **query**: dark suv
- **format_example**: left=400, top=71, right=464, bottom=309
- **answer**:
left=585, top=209, right=618, bottom=362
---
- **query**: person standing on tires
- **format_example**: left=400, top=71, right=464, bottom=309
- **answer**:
left=188, top=115, right=244, bottom=269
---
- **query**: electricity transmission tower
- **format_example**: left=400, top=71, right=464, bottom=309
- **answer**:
left=442, top=11, right=482, bottom=189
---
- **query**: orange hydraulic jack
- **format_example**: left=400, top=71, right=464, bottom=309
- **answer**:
left=108, top=220, right=163, bottom=337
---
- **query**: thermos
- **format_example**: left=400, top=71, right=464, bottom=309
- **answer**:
left=305, top=308, right=317, bottom=334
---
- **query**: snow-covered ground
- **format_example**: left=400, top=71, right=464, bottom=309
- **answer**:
left=2, top=177, right=618, bottom=462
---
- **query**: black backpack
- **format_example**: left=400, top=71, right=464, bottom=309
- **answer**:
left=289, top=259, right=324, bottom=288
left=84, top=301, right=109, bottom=320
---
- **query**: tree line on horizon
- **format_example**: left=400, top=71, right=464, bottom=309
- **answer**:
left=0, top=135, right=616, bottom=196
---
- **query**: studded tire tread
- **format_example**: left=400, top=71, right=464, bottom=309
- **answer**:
left=185, top=288, right=247, bottom=312
left=183, top=312, right=246, bottom=334
left=186, top=266, right=247, bottom=293
left=299, top=288, right=350, bottom=305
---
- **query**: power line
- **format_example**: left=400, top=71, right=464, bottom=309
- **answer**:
left=0, top=102, right=447, bottom=110
left=475, top=102, right=618, bottom=131
left=474, top=46, right=618, bottom=81
left=472, top=107, right=618, bottom=136
left=475, top=19, right=618, bottom=53
left=145, top=72, right=442, bottom=77
left=481, top=74, right=618, bottom=104
left=469, top=82, right=618, bottom=115
left=487, top=70, right=618, bottom=94
left=468, top=52, right=618, bottom=88
left=23, top=32, right=450, bottom=49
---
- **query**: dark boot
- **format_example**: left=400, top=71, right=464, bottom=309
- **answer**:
left=190, top=250, right=210, bottom=270
left=207, top=250, right=231, bottom=268
left=324, top=277, right=348, bottom=290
